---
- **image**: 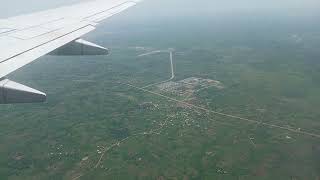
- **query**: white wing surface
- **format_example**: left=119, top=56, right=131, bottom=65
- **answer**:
left=0, top=0, right=142, bottom=104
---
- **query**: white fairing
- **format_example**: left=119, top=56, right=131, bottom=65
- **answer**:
left=50, top=39, right=109, bottom=56
left=0, top=79, right=46, bottom=104
left=0, top=0, right=142, bottom=103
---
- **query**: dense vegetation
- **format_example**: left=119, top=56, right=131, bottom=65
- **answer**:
left=1, top=10, right=320, bottom=180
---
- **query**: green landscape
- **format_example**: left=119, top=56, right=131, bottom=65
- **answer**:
left=1, top=7, right=320, bottom=180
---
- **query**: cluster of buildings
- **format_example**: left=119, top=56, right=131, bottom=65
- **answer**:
left=157, top=77, right=224, bottom=97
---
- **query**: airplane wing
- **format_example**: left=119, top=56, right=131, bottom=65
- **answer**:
left=0, top=0, right=142, bottom=104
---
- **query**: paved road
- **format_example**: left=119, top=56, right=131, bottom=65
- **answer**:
left=138, top=50, right=163, bottom=57
left=170, top=51, right=175, bottom=79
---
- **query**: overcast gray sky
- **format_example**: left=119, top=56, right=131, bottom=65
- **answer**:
left=0, top=0, right=319, bottom=18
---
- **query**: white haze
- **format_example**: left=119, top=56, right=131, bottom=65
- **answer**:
left=0, top=0, right=319, bottom=19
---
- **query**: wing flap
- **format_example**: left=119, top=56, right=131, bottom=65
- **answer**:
left=9, top=27, right=54, bottom=40
left=0, top=25, right=95, bottom=78
left=0, top=22, right=91, bottom=62
left=84, top=1, right=138, bottom=23
left=0, top=28, right=15, bottom=34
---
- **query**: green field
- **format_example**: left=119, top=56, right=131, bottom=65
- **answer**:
left=0, top=9, right=320, bottom=180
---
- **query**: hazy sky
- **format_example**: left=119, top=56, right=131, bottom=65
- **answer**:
left=1, top=0, right=319, bottom=19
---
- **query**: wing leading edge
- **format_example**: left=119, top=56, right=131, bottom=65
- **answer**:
left=0, top=0, right=142, bottom=104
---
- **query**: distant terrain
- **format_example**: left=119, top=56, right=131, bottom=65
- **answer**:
left=1, top=12, right=320, bottom=180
